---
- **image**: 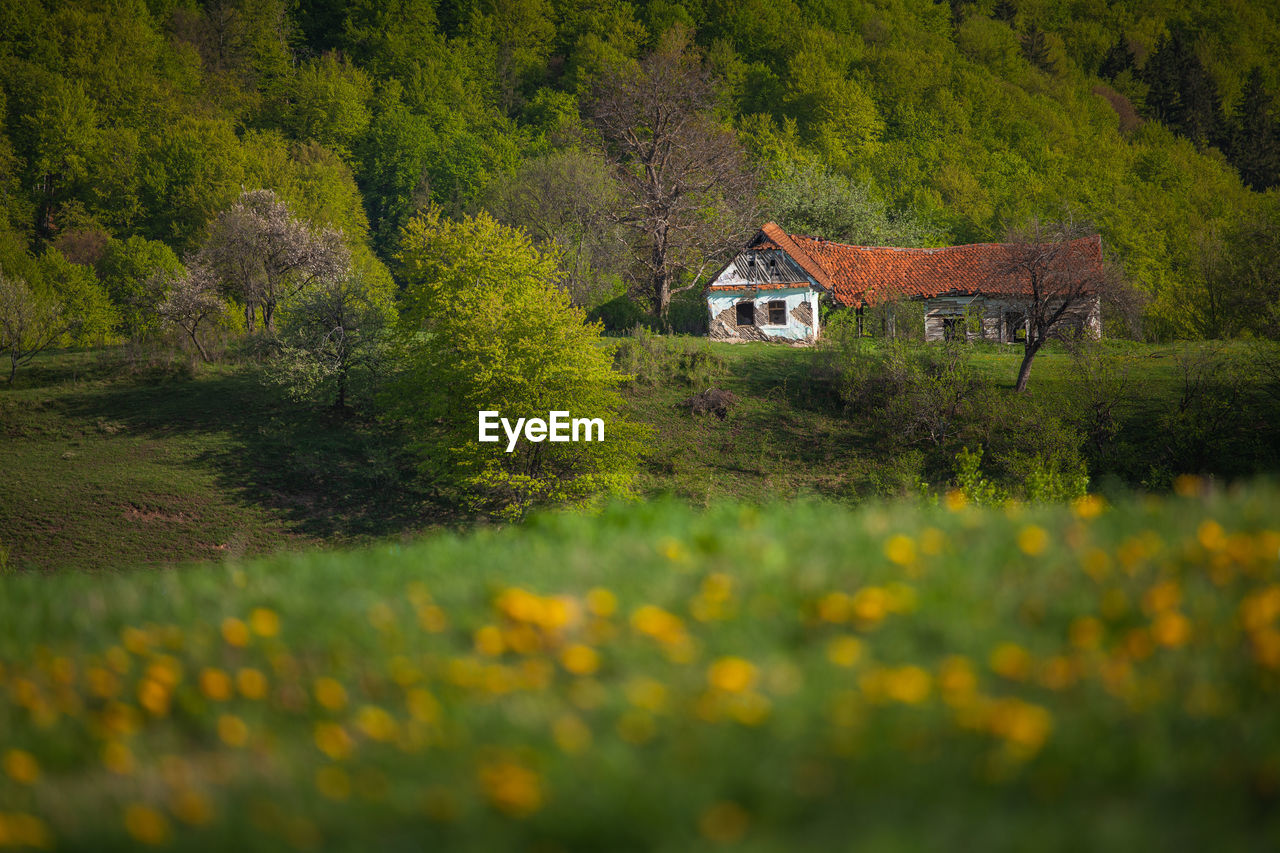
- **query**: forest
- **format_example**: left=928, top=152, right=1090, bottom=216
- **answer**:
left=1, top=0, right=1279, bottom=350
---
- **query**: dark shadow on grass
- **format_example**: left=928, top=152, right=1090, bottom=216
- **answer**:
left=54, top=365, right=460, bottom=542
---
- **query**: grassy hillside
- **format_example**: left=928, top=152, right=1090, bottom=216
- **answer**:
left=3, top=340, right=1277, bottom=572
left=1, top=486, right=1279, bottom=850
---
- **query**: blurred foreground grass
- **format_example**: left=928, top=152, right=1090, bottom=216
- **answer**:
left=2, top=481, right=1280, bottom=850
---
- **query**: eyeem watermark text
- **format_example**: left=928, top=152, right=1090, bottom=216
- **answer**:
left=478, top=411, right=605, bottom=453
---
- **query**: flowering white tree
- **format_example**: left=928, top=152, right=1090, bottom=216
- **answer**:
left=199, top=189, right=349, bottom=334
left=158, top=263, right=224, bottom=363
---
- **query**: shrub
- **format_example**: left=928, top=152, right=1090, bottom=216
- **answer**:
left=389, top=210, right=649, bottom=520
left=612, top=326, right=726, bottom=388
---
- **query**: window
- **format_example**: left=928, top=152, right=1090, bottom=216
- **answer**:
left=1004, top=311, right=1026, bottom=343
left=736, top=301, right=755, bottom=326
left=942, top=317, right=962, bottom=341
left=768, top=300, right=786, bottom=325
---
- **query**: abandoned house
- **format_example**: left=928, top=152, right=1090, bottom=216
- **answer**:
left=706, top=222, right=1103, bottom=343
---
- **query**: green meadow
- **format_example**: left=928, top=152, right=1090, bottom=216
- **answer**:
left=2, top=485, right=1279, bottom=850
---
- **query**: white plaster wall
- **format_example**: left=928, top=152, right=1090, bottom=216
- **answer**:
left=707, top=287, right=819, bottom=342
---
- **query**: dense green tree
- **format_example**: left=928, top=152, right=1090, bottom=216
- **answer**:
left=484, top=149, right=624, bottom=307
left=1228, top=68, right=1279, bottom=191
left=390, top=209, right=646, bottom=519
left=97, top=235, right=184, bottom=339
left=0, top=243, right=115, bottom=381
left=277, top=54, right=374, bottom=158
left=764, top=159, right=934, bottom=247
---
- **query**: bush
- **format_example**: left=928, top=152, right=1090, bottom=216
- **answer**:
left=589, top=295, right=650, bottom=333
left=612, top=326, right=727, bottom=388
left=389, top=210, right=649, bottom=520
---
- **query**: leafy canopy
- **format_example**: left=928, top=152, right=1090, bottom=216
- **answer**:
left=390, top=209, right=648, bottom=519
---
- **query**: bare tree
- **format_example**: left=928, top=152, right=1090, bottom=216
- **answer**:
left=199, top=189, right=349, bottom=334
left=999, top=217, right=1119, bottom=392
left=590, top=27, right=757, bottom=324
left=485, top=150, right=624, bottom=307
left=158, top=263, right=224, bottom=363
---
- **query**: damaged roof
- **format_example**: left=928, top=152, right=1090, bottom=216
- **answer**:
left=733, top=223, right=1103, bottom=307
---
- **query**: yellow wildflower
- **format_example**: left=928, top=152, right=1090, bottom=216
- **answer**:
left=417, top=604, right=449, bottom=633
left=825, top=635, right=863, bottom=668
left=217, top=714, right=249, bottom=747
left=987, top=699, right=1053, bottom=755
left=631, top=605, right=686, bottom=645
left=726, top=690, right=772, bottom=725
left=367, top=602, right=397, bottom=631
left=122, top=626, right=150, bottom=655
left=199, top=668, right=232, bottom=701
left=944, top=489, right=968, bottom=511
left=406, top=688, right=441, bottom=723
left=552, top=714, right=592, bottom=754
left=920, top=527, right=946, bottom=555
left=314, top=722, right=354, bottom=760
left=0, top=813, right=52, bottom=849
left=884, top=534, right=916, bottom=566
left=221, top=617, right=250, bottom=647
left=1173, top=474, right=1203, bottom=497
left=937, top=656, right=977, bottom=701
left=355, top=706, right=399, bottom=742
left=313, top=677, right=347, bottom=711
left=989, top=643, right=1032, bottom=681
left=103, top=741, right=134, bottom=774
left=560, top=644, right=600, bottom=676
left=1017, top=525, right=1049, bottom=557
left=1197, top=520, right=1226, bottom=551
left=1072, top=494, right=1105, bottom=519
left=1081, top=548, right=1111, bottom=581
left=236, top=667, right=268, bottom=700
left=883, top=666, right=931, bottom=704
left=249, top=607, right=280, bottom=637
left=816, top=591, right=852, bottom=623
left=585, top=587, right=617, bottom=618
left=707, top=657, right=758, bottom=693
left=1142, top=580, right=1181, bottom=615
left=123, top=804, right=171, bottom=846
left=137, top=679, right=170, bottom=716
left=1152, top=611, right=1191, bottom=648
left=478, top=761, right=543, bottom=817
left=1069, top=617, right=1103, bottom=652
left=3, top=750, right=39, bottom=785
left=86, top=666, right=121, bottom=699
left=851, top=587, right=888, bottom=624
left=474, top=625, right=506, bottom=657
left=657, top=536, right=688, bottom=563
left=624, top=677, right=668, bottom=712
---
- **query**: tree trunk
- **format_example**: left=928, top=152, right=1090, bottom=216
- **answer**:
left=1014, top=341, right=1040, bottom=392
left=653, top=272, right=672, bottom=329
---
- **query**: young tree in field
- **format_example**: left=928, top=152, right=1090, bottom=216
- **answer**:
left=590, top=27, right=757, bottom=325
left=269, top=258, right=397, bottom=411
left=0, top=273, right=68, bottom=383
left=999, top=217, right=1116, bottom=393
left=157, top=263, right=225, bottom=363
left=389, top=209, right=648, bottom=520
left=199, top=189, right=348, bottom=334
left=0, top=252, right=115, bottom=382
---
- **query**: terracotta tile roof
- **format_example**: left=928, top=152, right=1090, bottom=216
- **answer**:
left=749, top=223, right=1102, bottom=307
